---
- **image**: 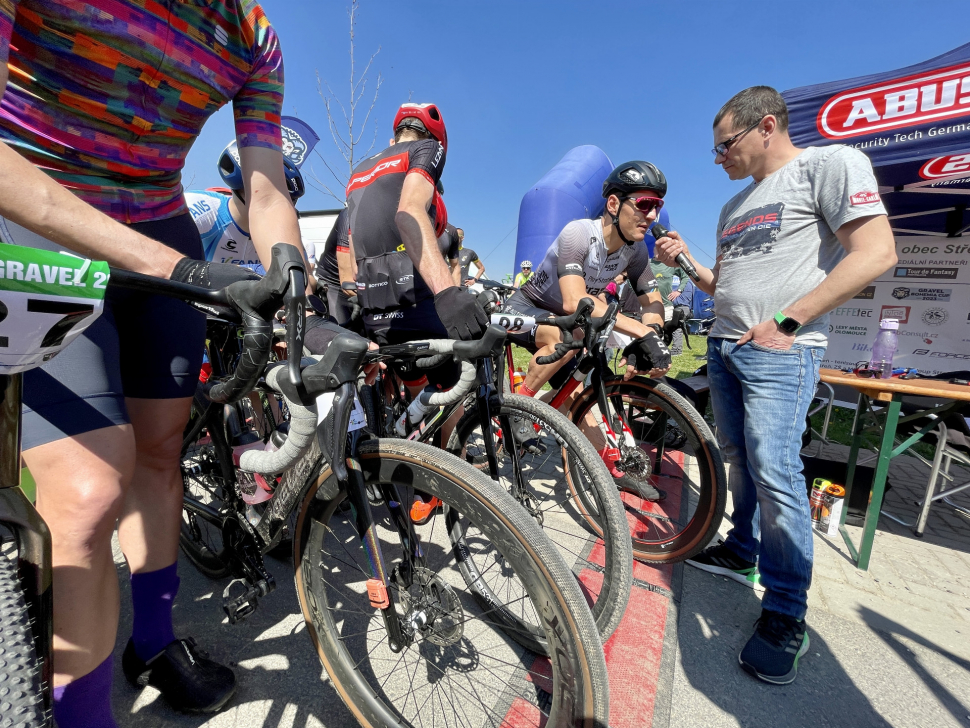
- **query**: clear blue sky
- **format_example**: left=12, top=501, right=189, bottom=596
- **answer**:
left=183, top=0, right=969, bottom=276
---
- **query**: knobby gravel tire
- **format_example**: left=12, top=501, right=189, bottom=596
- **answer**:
left=0, top=551, right=46, bottom=727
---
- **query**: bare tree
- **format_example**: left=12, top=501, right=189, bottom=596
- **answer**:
left=308, top=0, right=383, bottom=202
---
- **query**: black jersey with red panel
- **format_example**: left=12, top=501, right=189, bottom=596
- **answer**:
left=316, top=207, right=349, bottom=286
left=345, top=139, right=446, bottom=313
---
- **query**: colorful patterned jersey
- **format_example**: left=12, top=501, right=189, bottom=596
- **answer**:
left=0, top=0, right=284, bottom=223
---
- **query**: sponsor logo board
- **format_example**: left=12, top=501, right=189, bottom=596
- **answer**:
left=891, top=287, right=952, bottom=301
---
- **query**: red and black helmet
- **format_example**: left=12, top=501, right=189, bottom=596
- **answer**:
left=393, top=103, right=447, bottom=153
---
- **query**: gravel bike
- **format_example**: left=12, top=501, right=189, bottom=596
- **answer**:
left=486, top=283, right=727, bottom=564
left=0, top=242, right=305, bottom=726
left=363, top=317, right=633, bottom=643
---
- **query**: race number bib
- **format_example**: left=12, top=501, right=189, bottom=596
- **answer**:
left=0, top=245, right=109, bottom=374
left=490, top=312, right=536, bottom=334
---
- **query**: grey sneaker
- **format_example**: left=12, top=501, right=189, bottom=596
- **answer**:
left=686, top=542, right=764, bottom=591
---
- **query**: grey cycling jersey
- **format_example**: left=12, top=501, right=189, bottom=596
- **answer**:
left=520, top=218, right=658, bottom=316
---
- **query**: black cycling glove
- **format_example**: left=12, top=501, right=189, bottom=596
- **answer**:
left=622, top=331, right=672, bottom=372
left=170, top=257, right=261, bottom=290
left=433, top=286, right=489, bottom=341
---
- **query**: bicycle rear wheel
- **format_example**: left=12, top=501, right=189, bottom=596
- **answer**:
left=569, top=377, right=726, bottom=563
left=449, top=393, right=632, bottom=642
left=294, top=438, right=609, bottom=728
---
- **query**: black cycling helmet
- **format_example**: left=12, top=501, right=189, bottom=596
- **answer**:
left=602, top=160, right=667, bottom=200
left=602, top=161, right=667, bottom=245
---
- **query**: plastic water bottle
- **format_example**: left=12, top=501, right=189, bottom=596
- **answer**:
left=394, top=391, right=435, bottom=437
left=869, top=318, right=899, bottom=378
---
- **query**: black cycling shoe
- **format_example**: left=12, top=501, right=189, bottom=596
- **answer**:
left=614, top=472, right=665, bottom=502
left=122, top=637, right=236, bottom=714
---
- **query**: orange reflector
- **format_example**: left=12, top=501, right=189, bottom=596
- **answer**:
left=366, top=579, right=390, bottom=609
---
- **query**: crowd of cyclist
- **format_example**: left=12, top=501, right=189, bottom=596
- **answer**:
left=0, top=2, right=687, bottom=725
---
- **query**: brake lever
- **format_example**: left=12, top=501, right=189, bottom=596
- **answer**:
left=317, top=381, right=356, bottom=484
left=285, top=268, right=307, bottom=390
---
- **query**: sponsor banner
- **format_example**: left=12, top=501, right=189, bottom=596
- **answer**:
left=824, top=236, right=969, bottom=375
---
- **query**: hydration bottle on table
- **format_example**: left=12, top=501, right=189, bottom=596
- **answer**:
left=869, top=318, right=899, bottom=378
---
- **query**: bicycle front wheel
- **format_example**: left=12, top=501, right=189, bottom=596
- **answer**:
left=294, top=438, right=609, bottom=728
left=569, top=376, right=726, bottom=563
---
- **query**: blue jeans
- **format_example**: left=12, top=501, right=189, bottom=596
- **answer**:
left=707, top=338, right=824, bottom=620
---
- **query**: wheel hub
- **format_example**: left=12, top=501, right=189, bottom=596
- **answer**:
left=402, top=567, right=463, bottom=647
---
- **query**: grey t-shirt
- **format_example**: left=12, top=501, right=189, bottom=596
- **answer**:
left=712, top=145, right=887, bottom=345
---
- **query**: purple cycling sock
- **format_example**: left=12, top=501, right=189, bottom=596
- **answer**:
left=130, top=561, right=179, bottom=661
left=53, top=655, right=118, bottom=728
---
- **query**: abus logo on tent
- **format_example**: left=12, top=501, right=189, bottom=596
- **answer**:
left=919, top=153, right=970, bottom=179
left=816, top=63, right=970, bottom=139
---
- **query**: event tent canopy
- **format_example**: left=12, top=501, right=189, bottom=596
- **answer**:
left=783, top=42, right=970, bottom=239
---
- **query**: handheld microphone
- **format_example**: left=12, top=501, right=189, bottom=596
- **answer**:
left=651, top=222, right=700, bottom=282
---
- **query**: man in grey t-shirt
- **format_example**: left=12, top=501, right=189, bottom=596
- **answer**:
left=656, top=86, right=896, bottom=685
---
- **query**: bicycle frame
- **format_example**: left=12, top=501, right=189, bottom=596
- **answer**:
left=501, top=313, right=673, bottom=477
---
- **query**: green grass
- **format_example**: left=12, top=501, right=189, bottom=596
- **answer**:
left=19, top=468, right=35, bottom=503
left=809, top=405, right=936, bottom=459
left=508, top=334, right=709, bottom=388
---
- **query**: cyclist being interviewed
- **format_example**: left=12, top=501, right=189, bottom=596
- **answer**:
left=346, top=103, right=487, bottom=359
left=502, top=161, right=673, bottom=500
left=0, top=2, right=308, bottom=725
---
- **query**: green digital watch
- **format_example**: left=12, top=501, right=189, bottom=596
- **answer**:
left=774, top=311, right=802, bottom=335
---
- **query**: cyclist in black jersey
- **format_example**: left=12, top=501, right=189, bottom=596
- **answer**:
left=316, top=208, right=356, bottom=326
left=346, top=102, right=488, bottom=385
left=346, top=103, right=487, bottom=524
left=457, top=235, right=486, bottom=286
left=503, top=161, right=674, bottom=500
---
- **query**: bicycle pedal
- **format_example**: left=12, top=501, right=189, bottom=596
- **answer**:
left=223, top=578, right=260, bottom=624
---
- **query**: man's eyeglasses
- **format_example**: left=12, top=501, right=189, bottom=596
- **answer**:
left=712, top=117, right=764, bottom=157
left=620, top=196, right=664, bottom=215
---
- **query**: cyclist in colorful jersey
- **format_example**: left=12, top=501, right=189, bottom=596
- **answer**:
left=0, top=2, right=306, bottom=724
left=503, top=161, right=672, bottom=501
